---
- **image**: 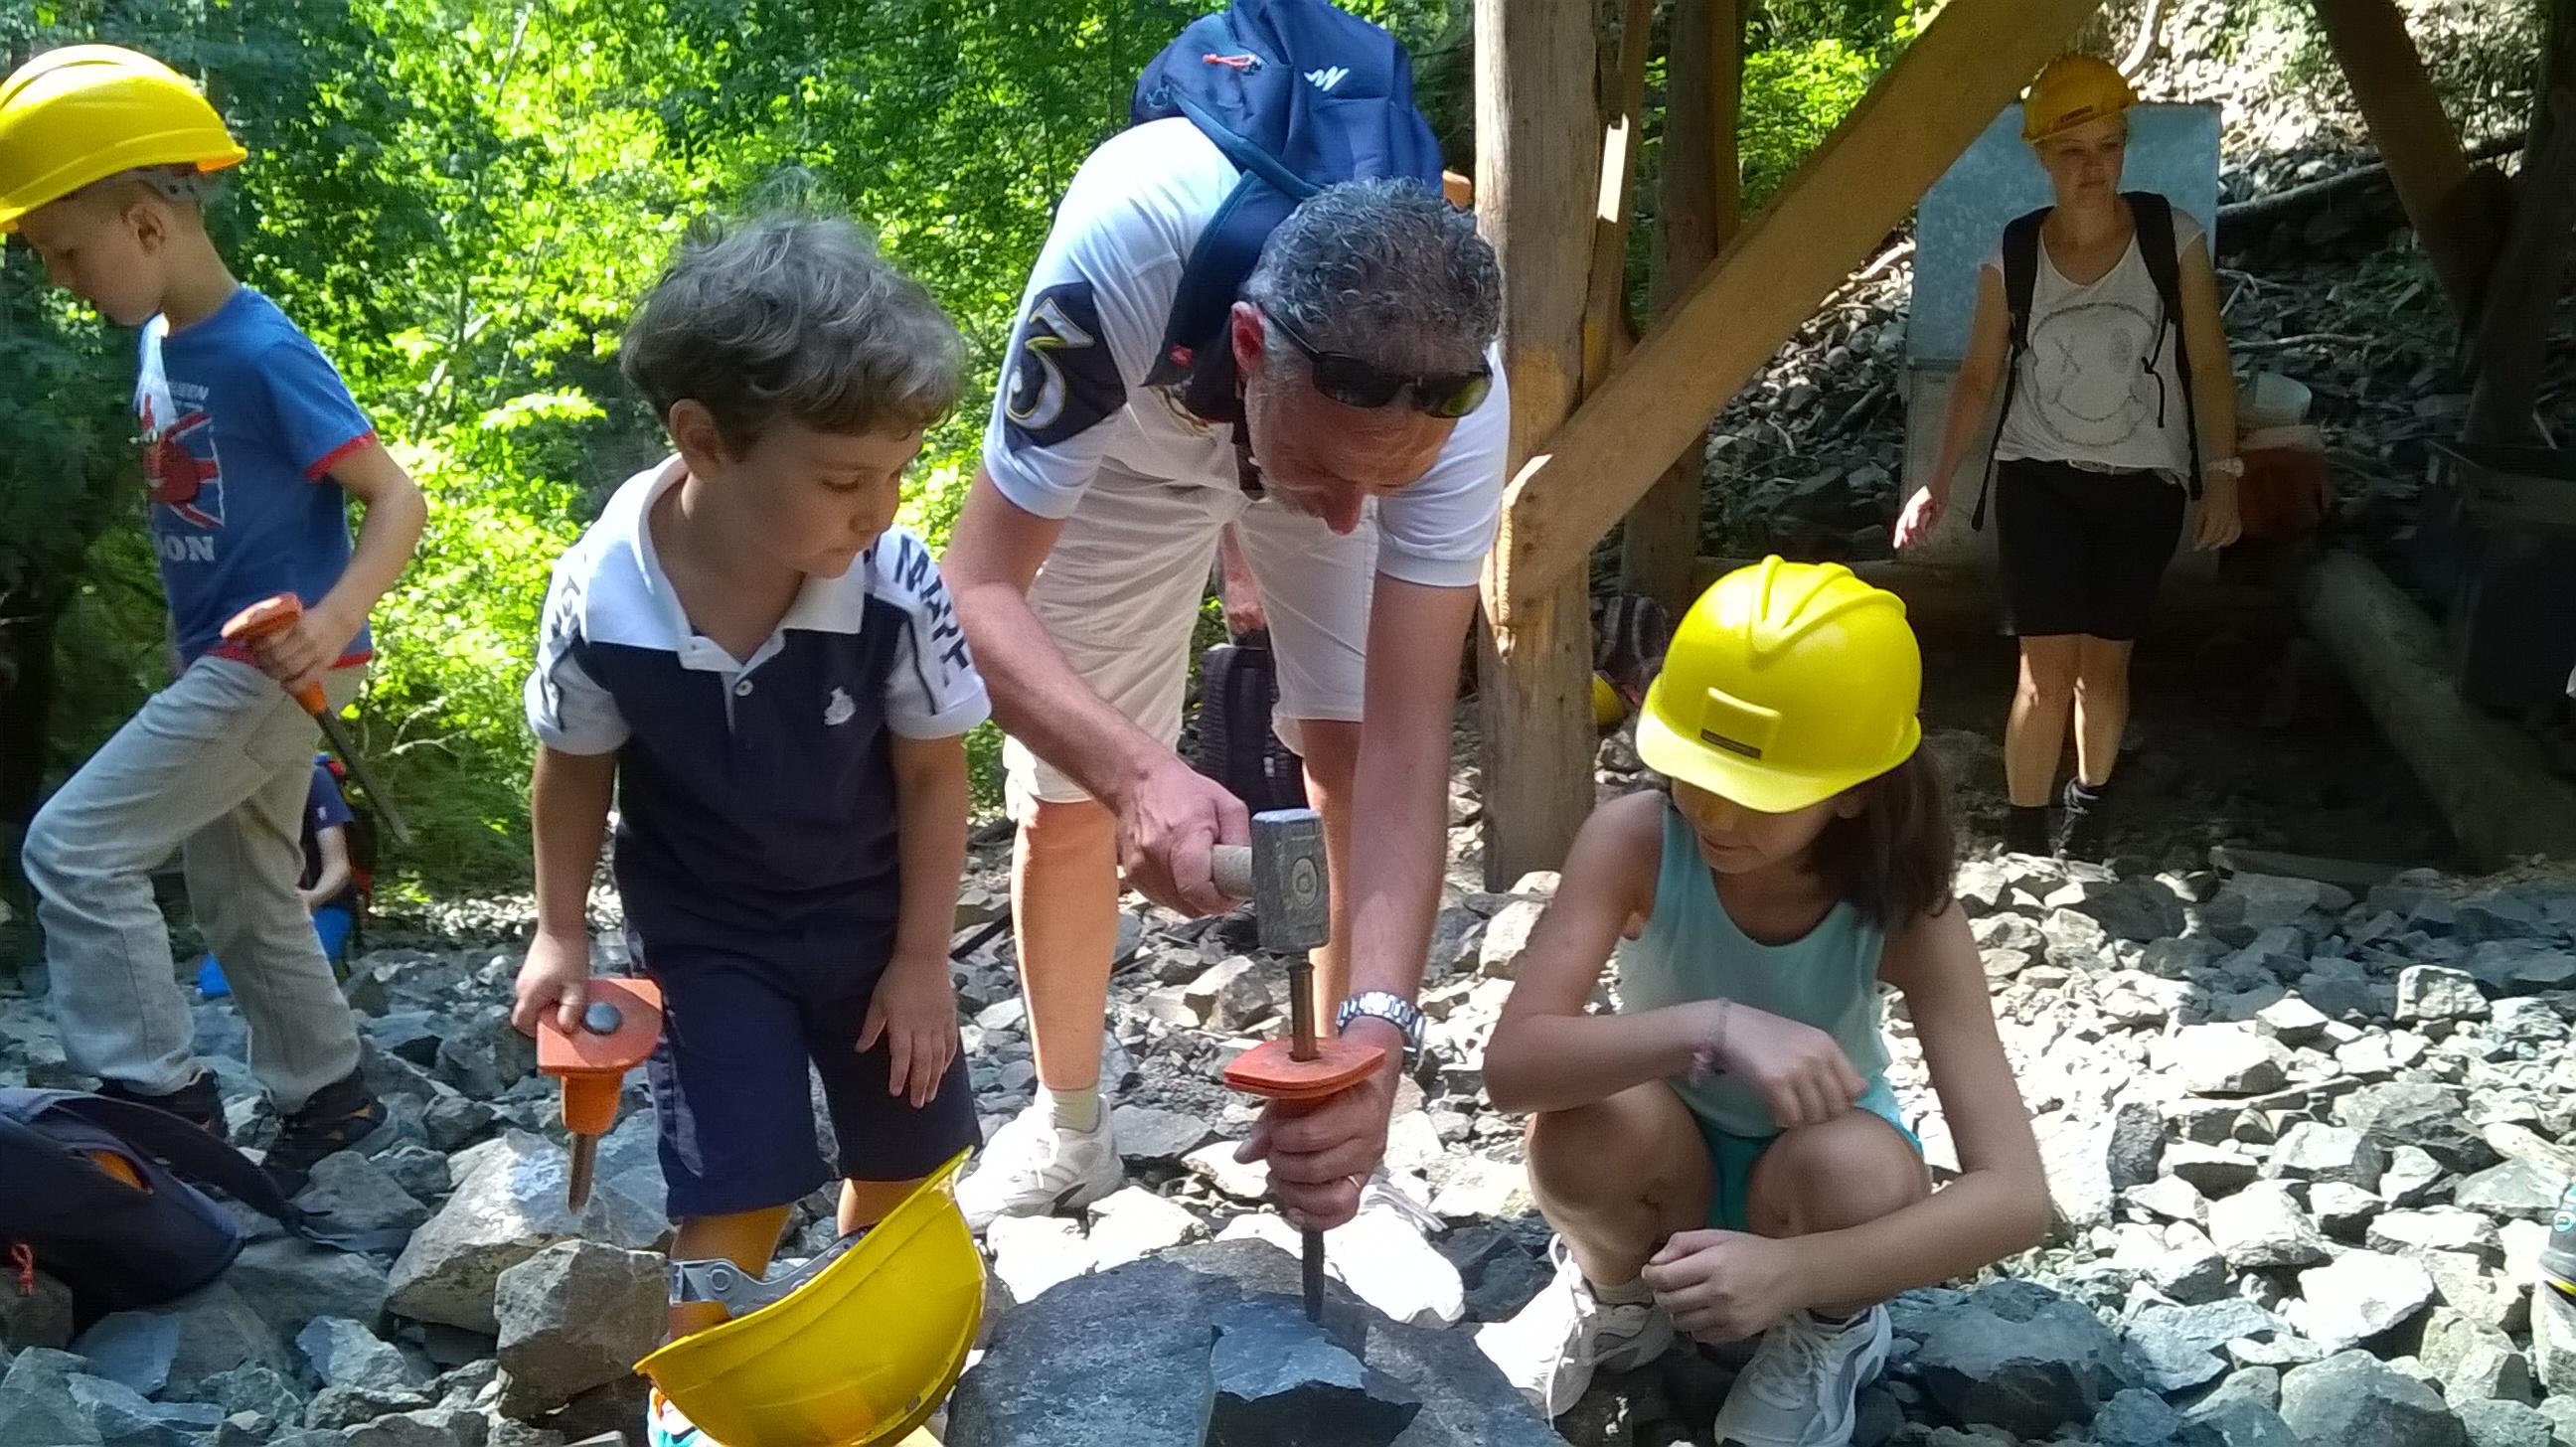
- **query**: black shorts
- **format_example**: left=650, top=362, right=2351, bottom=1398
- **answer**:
left=629, top=925, right=980, bottom=1218
left=1994, top=458, right=2187, bottom=641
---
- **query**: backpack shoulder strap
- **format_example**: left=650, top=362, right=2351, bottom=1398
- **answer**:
left=2123, top=190, right=2202, bottom=493
left=37, top=1092, right=409, bottom=1254
left=1972, top=206, right=2052, bottom=531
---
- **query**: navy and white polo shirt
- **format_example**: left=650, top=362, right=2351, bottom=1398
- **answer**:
left=525, top=458, right=988, bottom=950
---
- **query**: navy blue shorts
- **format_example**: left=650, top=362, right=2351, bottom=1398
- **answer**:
left=627, top=927, right=980, bottom=1219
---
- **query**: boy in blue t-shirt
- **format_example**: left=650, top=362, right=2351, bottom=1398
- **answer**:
left=3, top=47, right=426, bottom=1190
left=199, top=757, right=366, bottom=997
left=512, top=213, right=983, bottom=1445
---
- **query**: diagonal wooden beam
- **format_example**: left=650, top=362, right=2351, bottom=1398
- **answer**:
left=1492, top=0, right=2103, bottom=622
left=2312, top=0, right=2495, bottom=319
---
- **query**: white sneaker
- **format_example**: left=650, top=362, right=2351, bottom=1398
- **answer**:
left=1709, top=1305, right=1891, bottom=1446
left=1474, top=1236, right=1676, bottom=1418
left=955, top=1100, right=1123, bottom=1232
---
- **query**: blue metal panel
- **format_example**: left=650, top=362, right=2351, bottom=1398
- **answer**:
left=1906, top=102, right=2222, bottom=365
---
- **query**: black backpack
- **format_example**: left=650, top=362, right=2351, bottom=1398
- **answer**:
left=1971, top=190, right=2200, bottom=530
left=0, top=1088, right=406, bottom=1322
left=1130, top=0, right=1445, bottom=418
left=1192, top=630, right=1310, bottom=815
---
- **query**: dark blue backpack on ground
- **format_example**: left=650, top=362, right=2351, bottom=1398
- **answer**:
left=1130, top=0, right=1444, bottom=399
left=0, top=1088, right=405, bottom=1321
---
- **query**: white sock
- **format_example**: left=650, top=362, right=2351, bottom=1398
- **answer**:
left=1041, top=1084, right=1101, bottom=1134
left=1591, top=1275, right=1654, bottom=1306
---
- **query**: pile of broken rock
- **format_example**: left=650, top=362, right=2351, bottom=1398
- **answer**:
left=3, top=850, right=2574, bottom=1446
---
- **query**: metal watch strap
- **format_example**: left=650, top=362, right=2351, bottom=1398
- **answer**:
left=1336, top=991, right=1426, bottom=1057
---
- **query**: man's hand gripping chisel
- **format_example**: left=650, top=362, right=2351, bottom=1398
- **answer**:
left=1212, top=808, right=1384, bottom=1325
left=218, top=592, right=411, bottom=846
left=536, top=977, right=662, bottom=1210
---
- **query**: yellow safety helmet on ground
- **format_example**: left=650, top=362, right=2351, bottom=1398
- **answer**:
left=0, top=44, right=246, bottom=234
left=1635, top=558, right=1921, bottom=815
left=2021, top=53, right=2136, bottom=144
left=637, top=1152, right=983, bottom=1446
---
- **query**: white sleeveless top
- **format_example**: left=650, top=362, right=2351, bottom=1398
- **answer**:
left=1983, top=208, right=2204, bottom=483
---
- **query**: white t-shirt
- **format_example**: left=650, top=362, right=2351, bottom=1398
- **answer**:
left=1985, top=208, right=2205, bottom=481
left=979, top=117, right=1510, bottom=589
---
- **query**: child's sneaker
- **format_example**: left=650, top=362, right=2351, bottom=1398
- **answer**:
left=96, top=1071, right=228, bottom=1142
left=1475, top=1236, right=1675, bottom=1418
left=953, top=1099, right=1121, bottom=1231
left=648, top=1385, right=714, bottom=1446
left=2541, top=1180, right=2576, bottom=1300
left=1708, top=1304, right=1890, bottom=1446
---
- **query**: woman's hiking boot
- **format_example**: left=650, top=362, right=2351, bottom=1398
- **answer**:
left=2003, top=805, right=2052, bottom=858
left=2057, top=777, right=2113, bottom=862
left=263, top=1069, right=386, bottom=1195
left=96, top=1072, right=228, bottom=1141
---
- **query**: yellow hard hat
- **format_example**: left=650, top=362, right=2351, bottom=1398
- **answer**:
left=1635, top=558, right=1921, bottom=814
left=636, top=1152, right=983, bottom=1446
left=0, top=45, right=246, bottom=234
left=2021, top=53, right=2136, bottom=144
left=1591, top=673, right=1627, bottom=727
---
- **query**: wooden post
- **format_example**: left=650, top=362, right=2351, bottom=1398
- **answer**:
left=1495, top=0, right=2105, bottom=617
left=2312, top=0, right=2495, bottom=318
left=1580, top=0, right=1656, bottom=389
left=2465, top=90, right=2576, bottom=445
left=1620, top=0, right=1742, bottom=617
left=1475, top=0, right=1601, bottom=889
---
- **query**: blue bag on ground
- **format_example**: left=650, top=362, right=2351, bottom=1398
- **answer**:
left=0, top=1087, right=405, bottom=1321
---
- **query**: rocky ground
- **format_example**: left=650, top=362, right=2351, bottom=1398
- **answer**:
left=5, top=696, right=2576, bottom=1447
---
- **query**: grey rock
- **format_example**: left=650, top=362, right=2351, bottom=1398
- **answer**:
left=2292, top=1250, right=2435, bottom=1350
left=2216, top=876, right=2351, bottom=933
left=0, top=1370, right=105, bottom=1447
left=2208, top=1184, right=2329, bottom=1270
left=1086, top=1187, right=1206, bottom=1271
left=294, top=1318, right=420, bottom=1395
left=491, top=1240, right=669, bottom=1419
left=67, top=1370, right=226, bottom=1447
left=1110, top=1105, right=1212, bottom=1165
left=1424, top=905, right=1486, bottom=980
left=2296, top=967, right=2392, bottom=1024
left=204, top=1363, right=307, bottom=1423
left=2278, top=1350, right=2464, bottom=1447
left=92, top=1283, right=293, bottom=1400
left=2041, top=908, right=2114, bottom=969
left=2455, top=1157, right=2562, bottom=1221
left=2262, top=1122, right=2387, bottom=1192
left=2035, top=1111, right=2117, bottom=1235
left=340, top=1407, right=484, bottom=1447
left=2107, top=1099, right=2166, bottom=1191
left=2334, top=1082, right=2497, bottom=1173
left=2418, top=1311, right=2534, bottom=1402
left=947, top=1241, right=1557, bottom=1447
left=1438, top=1227, right=1547, bottom=1324
left=1190, top=957, right=1276, bottom=1033
left=2127, top=1177, right=2206, bottom=1222
left=2054, top=879, right=2188, bottom=944
left=2253, top=996, right=2331, bottom=1045
left=2163, top=1025, right=2285, bottom=1095
left=1475, top=900, right=1546, bottom=981
left=2455, top=1399, right=2553, bottom=1447
left=2398, top=965, right=2490, bottom=1022
left=227, top=1238, right=393, bottom=1342
left=2124, top=1299, right=2283, bottom=1393
left=2368, top=1207, right=2501, bottom=1259
left=2380, top=1146, right=2447, bottom=1207
left=432, top=1008, right=538, bottom=1101
left=372, top=1143, right=454, bottom=1205
left=2529, top=1281, right=2576, bottom=1393
left=987, top=1213, right=1093, bottom=1303
left=0, top=1268, right=75, bottom=1352
left=385, top=1131, right=664, bottom=1333
left=70, top=1313, right=180, bottom=1398
left=1208, top=1300, right=1416, bottom=1446
left=2149, top=1228, right=2231, bottom=1303
left=2309, top=1181, right=2385, bottom=1241
left=2090, top=1387, right=2215, bottom=1447
left=295, top=1151, right=432, bottom=1235
left=2164, top=1143, right=2262, bottom=1198
left=420, top=1094, right=496, bottom=1154
left=1910, top=1279, right=2131, bottom=1437
left=302, top=1381, right=432, bottom=1430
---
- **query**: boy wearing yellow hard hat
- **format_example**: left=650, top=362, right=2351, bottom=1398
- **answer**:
left=1476, top=560, right=2047, bottom=1444
left=3, top=46, right=425, bottom=1186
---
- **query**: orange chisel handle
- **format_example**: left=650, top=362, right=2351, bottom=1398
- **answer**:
left=219, top=594, right=330, bottom=715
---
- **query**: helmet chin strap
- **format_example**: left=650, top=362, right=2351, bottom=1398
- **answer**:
left=667, top=1227, right=870, bottom=1316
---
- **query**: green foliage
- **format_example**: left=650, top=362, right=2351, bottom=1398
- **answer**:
left=1738, top=36, right=1889, bottom=210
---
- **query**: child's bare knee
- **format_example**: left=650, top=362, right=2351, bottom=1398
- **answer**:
left=1747, top=1114, right=1927, bottom=1237
left=1527, top=1102, right=1659, bottom=1211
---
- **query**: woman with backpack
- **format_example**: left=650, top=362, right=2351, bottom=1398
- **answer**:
left=1895, top=54, right=2241, bottom=862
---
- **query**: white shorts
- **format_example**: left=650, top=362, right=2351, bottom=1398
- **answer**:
left=1003, top=463, right=1377, bottom=815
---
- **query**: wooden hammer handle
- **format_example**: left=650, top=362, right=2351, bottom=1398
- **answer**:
left=1211, top=844, right=1254, bottom=900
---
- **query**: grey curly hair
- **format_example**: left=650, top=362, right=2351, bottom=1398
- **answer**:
left=1241, top=177, right=1501, bottom=378
left=622, top=212, right=964, bottom=452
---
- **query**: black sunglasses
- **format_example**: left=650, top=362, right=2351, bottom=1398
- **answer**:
left=1265, top=310, right=1493, bottom=419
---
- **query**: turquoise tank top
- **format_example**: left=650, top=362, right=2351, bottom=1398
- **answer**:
left=1613, top=799, right=1893, bottom=1138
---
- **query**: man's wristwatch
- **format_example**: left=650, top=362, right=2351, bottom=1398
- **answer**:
left=1337, top=992, right=1427, bottom=1060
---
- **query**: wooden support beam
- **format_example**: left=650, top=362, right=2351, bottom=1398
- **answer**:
left=1620, top=0, right=1743, bottom=618
left=1474, top=0, right=1600, bottom=889
left=2312, top=0, right=2495, bottom=318
left=1494, top=0, right=2103, bottom=621
left=1580, top=0, right=1656, bottom=390
left=2295, top=551, right=2576, bottom=868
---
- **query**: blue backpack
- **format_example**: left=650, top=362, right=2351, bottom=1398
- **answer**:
left=0, top=1088, right=406, bottom=1320
left=1130, top=0, right=1444, bottom=402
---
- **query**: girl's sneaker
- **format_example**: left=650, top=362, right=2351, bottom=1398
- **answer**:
left=1474, top=1236, right=1676, bottom=1418
left=648, top=1386, right=714, bottom=1446
left=1709, top=1304, right=1890, bottom=1447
